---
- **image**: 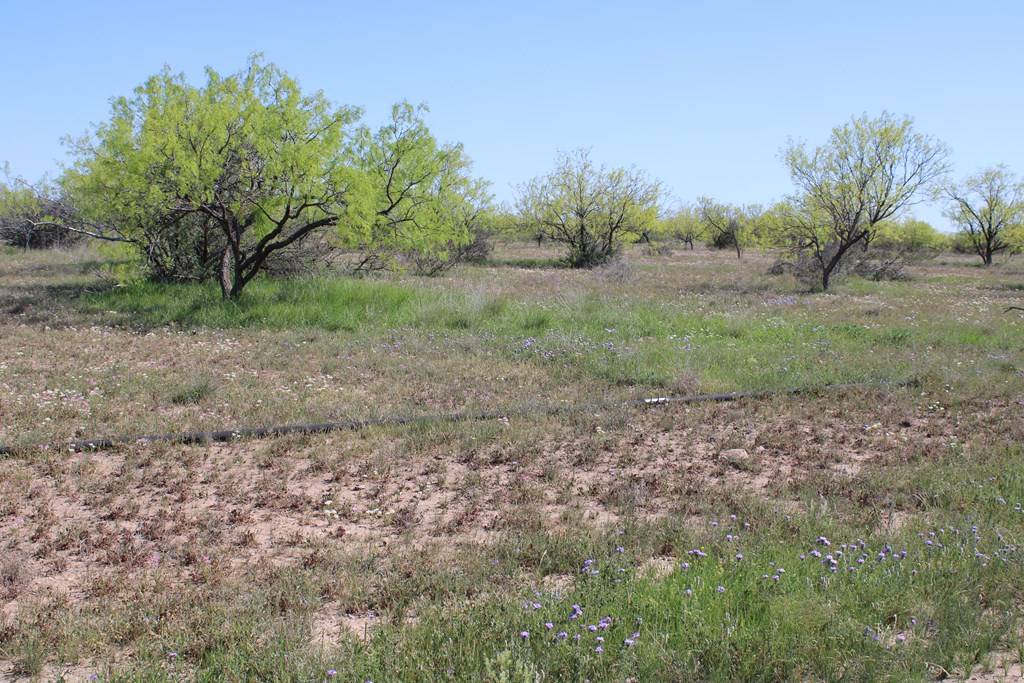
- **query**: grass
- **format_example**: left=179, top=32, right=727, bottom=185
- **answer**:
left=0, top=242, right=1022, bottom=681
left=73, top=256, right=1016, bottom=398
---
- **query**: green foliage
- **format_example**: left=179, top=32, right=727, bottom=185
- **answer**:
left=872, top=217, right=949, bottom=254
left=692, top=199, right=775, bottom=256
left=948, top=230, right=977, bottom=255
left=0, top=168, right=78, bottom=249
left=1007, top=222, right=1024, bottom=254
left=485, top=206, right=526, bottom=237
left=92, top=239, right=147, bottom=285
left=63, top=54, right=371, bottom=298
left=696, top=197, right=746, bottom=256
left=941, top=165, right=1024, bottom=265
left=652, top=205, right=703, bottom=249
left=515, top=149, right=662, bottom=268
left=483, top=650, right=544, bottom=683
left=351, top=102, right=492, bottom=274
left=780, top=112, right=950, bottom=289
left=737, top=203, right=767, bottom=249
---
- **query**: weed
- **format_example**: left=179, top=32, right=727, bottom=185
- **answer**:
left=170, top=379, right=215, bottom=406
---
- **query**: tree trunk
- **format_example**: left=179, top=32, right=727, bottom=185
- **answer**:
left=821, top=247, right=840, bottom=291
left=219, top=246, right=237, bottom=299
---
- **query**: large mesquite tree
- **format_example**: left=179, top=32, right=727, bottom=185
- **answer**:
left=780, top=113, right=950, bottom=290
left=63, top=56, right=374, bottom=298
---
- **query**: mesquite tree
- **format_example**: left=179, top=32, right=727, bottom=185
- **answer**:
left=0, top=170, right=79, bottom=249
left=63, top=55, right=373, bottom=298
left=515, top=149, right=662, bottom=268
left=780, top=112, right=950, bottom=290
left=696, top=197, right=745, bottom=258
left=349, top=101, right=492, bottom=273
left=941, top=165, right=1023, bottom=266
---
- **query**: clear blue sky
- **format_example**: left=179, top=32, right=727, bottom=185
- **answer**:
left=3, top=0, right=1022, bottom=231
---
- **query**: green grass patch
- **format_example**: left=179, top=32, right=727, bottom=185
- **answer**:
left=77, top=276, right=929, bottom=393
left=484, top=256, right=565, bottom=269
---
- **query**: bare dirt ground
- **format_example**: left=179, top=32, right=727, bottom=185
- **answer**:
left=5, top=389, right=1022, bottom=680
left=2, top=388, right=1004, bottom=638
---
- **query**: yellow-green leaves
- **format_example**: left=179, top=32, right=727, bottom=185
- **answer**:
left=780, top=112, right=950, bottom=289
left=61, top=56, right=489, bottom=293
left=515, top=149, right=662, bottom=268
left=349, top=101, right=491, bottom=269
left=64, top=55, right=369, bottom=298
left=941, top=165, right=1024, bottom=266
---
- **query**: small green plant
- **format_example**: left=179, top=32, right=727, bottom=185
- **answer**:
left=12, top=637, right=46, bottom=678
left=170, top=380, right=215, bottom=406
left=484, top=650, right=545, bottom=683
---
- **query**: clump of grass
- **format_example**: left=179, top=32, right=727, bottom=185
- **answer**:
left=10, top=638, right=46, bottom=678
left=485, top=256, right=564, bottom=269
left=170, top=379, right=215, bottom=406
left=0, top=554, right=27, bottom=599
